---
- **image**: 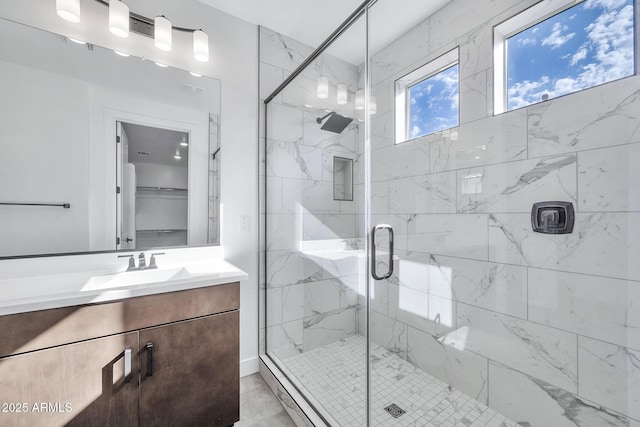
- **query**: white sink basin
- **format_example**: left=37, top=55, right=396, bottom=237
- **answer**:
left=82, top=267, right=191, bottom=291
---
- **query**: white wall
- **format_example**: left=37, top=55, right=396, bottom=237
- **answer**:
left=0, top=0, right=260, bottom=375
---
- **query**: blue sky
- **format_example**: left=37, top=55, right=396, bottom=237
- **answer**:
left=507, top=0, right=634, bottom=109
left=409, top=64, right=459, bottom=139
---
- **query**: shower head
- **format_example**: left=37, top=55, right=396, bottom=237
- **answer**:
left=316, top=111, right=353, bottom=134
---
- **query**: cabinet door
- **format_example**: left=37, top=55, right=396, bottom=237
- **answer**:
left=0, top=332, right=139, bottom=427
left=139, top=311, right=239, bottom=427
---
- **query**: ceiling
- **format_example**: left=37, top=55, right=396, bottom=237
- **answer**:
left=123, top=123, right=189, bottom=167
left=197, top=0, right=451, bottom=64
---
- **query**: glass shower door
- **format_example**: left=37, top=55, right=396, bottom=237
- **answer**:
left=263, top=12, right=369, bottom=426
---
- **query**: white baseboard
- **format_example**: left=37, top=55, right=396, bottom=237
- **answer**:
left=240, top=356, right=259, bottom=377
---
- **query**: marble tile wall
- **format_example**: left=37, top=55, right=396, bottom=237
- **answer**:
left=362, top=0, right=640, bottom=425
left=259, top=26, right=362, bottom=361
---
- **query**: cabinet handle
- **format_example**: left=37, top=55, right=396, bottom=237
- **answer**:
left=146, top=342, right=154, bottom=377
left=124, top=348, right=132, bottom=384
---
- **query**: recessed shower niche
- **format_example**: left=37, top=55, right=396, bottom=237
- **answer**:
left=333, top=156, right=353, bottom=201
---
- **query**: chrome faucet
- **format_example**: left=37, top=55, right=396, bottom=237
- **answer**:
left=118, top=252, right=165, bottom=271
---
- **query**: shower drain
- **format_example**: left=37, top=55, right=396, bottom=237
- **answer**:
left=384, top=403, right=406, bottom=418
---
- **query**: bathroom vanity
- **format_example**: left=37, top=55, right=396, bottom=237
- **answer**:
left=0, top=256, right=246, bottom=427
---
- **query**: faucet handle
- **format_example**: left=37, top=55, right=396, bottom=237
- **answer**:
left=149, top=252, right=165, bottom=269
left=138, top=252, right=146, bottom=269
left=118, top=254, right=136, bottom=271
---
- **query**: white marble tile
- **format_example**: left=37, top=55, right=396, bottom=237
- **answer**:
left=259, top=27, right=312, bottom=73
left=266, top=103, right=304, bottom=143
left=371, top=80, right=391, bottom=118
left=370, top=18, right=430, bottom=86
left=430, top=108, right=528, bottom=173
left=371, top=111, right=394, bottom=152
left=320, top=250, right=361, bottom=280
left=407, top=326, right=489, bottom=403
left=389, top=171, right=457, bottom=214
left=267, top=287, right=283, bottom=327
left=579, top=337, right=640, bottom=421
left=266, top=139, right=323, bottom=180
left=457, top=154, right=577, bottom=214
left=282, top=284, right=304, bottom=323
left=302, top=213, right=357, bottom=241
left=458, top=22, right=492, bottom=80
left=453, top=303, right=578, bottom=392
left=369, top=279, right=389, bottom=316
left=266, top=250, right=324, bottom=287
left=266, top=214, right=302, bottom=251
left=460, top=70, right=489, bottom=124
left=371, top=181, right=389, bottom=215
left=260, top=61, right=284, bottom=102
left=372, top=139, right=430, bottom=182
left=267, top=320, right=304, bottom=360
left=579, top=143, right=640, bottom=212
left=370, top=214, right=409, bottom=252
left=266, top=176, right=283, bottom=213
left=488, top=362, right=634, bottom=427
left=528, top=75, right=640, bottom=158
left=388, top=283, right=456, bottom=337
left=529, top=269, right=640, bottom=351
left=303, top=307, right=356, bottom=352
left=370, top=310, right=408, bottom=359
left=489, top=213, right=640, bottom=281
left=282, top=179, right=340, bottom=214
left=303, top=279, right=341, bottom=318
left=408, top=214, right=489, bottom=260
left=321, top=150, right=357, bottom=184
left=431, top=255, right=528, bottom=319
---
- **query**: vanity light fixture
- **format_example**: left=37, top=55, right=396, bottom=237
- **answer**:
left=56, top=0, right=210, bottom=63
left=56, top=0, right=81, bottom=23
left=337, top=84, right=348, bottom=105
left=109, top=0, right=129, bottom=38
left=355, top=90, right=365, bottom=110
left=317, top=76, right=329, bottom=99
left=179, top=136, right=188, bottom=147
left=193, top=30, right=209, bottom=62
left=154, top=16, right=172, bottom=51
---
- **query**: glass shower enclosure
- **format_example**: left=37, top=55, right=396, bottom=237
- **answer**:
left=261, top=0, right=640, bottom=425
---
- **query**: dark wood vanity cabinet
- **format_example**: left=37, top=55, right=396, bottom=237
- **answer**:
left=0, top=282, right=240, bottom=427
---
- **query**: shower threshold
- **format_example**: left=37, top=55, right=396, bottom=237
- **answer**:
left=280, top=335, right=518, bottom=427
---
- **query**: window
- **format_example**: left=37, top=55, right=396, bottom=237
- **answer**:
left=395, top=48, right=459, bottom=143
left=494, top=0, right=636, bottom=113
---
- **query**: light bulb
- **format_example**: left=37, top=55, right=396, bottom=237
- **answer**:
left=179, top=137, right=188, bottom=147
left=155, top=62, right=168, bottom=68
left=369, top=96, right=377, bottom=115
left=114, top=50, right=130, bottom=57
left=337, top=84, right=348, bottom=105
left=355, top=90, right=365, bottom=110
left=317, top=76, right=329, bottom=99
left=68, top=37, right=86, bottom=45
left=56, top=0, right=80, bottom=23
left=154, top=16, right=172, bottom=52
left=190, top=72, right=202, bottom=77
left=193, top=30, right=209, bottom=63
left=174, top=149, right=181, bottom=160
left=109, top=0, right=129, bottom=38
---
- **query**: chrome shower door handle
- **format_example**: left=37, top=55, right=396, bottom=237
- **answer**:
left=370, top=224, right=394, bottom=280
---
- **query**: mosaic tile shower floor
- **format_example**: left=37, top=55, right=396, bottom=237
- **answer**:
left=283, top=335, right=519, bottom=427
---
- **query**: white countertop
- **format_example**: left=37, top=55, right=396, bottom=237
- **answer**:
left=0, top=258, right=248, bottom=316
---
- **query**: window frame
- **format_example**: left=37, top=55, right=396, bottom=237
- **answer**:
left=395, top=47, right=459, bottom=144
left=493, top=0, right=638, bottom=114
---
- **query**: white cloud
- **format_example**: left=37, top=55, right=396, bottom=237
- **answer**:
left=410, top=125, right=422, bottom=138
left=570, top=47, right=588, bottom=66
left=518, top=37, right=537, bottom=46
left=585, top=0, right=628, bottom=10
left=541, top=22, right=576, bottom=49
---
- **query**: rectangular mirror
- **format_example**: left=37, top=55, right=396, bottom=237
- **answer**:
left=0, top=17, right=221, bottom=258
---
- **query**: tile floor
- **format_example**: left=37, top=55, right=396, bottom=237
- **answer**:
left=283, top=335, right=519, bottom=427
left=237, top=373, right=297, bottom=427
